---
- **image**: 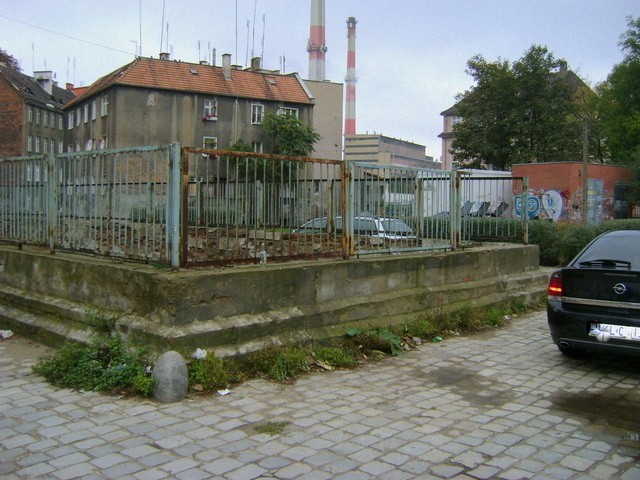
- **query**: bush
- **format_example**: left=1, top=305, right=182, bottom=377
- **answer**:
left=188, top=354, right=240, bottom=391
left=243, top=346, right=312, bottom=381
left=33, top=335, right=153, bottom=396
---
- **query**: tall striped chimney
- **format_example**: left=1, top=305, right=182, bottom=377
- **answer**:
left=344, top=16, right=357, bottom=135
left=307, top=0, right=327, bottom=81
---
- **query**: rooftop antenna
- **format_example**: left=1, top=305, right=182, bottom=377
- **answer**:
left=166, top=23, right=169, bottom=53
left=235, top=0, right=238, bottom=64
left=139, top=0, right=142, bottom=56
left=245, top=20, right=249, bottom=67
left=251, top=0, right=257, bottom=60
left=260, top=14, right=265, bottom=67
left=160, top=0, right=166, bottom=53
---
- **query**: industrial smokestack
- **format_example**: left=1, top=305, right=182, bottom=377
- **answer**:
left=344, top=17, right=357, bottom=135
left=307, top=0, right=327, bottom=81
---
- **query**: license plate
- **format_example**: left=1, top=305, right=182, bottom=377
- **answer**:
left=589, top=323, right=640, bottom=342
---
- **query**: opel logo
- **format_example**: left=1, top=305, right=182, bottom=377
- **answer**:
left=613, top=283, right=628, bottom=295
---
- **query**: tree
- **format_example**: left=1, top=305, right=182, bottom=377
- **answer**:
left=451, top=46, right=588, bottom=170
left=261, top=112, right=321, bottom=157
left=0, top=48, right=21, bottom=70
left=599, top=16, right=640, bottom=164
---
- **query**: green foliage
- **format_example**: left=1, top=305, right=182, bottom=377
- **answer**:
left=527, top=218, right=640, bottom=266
left=600, top=17, right=640, bottom=164
left=244, top=346, right=312, bottom=381
left=313, top=346, right=357, bottom=368
left=452, top=45, right=590, bottom=170
left=346, top=327, right=404, bottom=356
left=255, top=421, right=290, bottom=436
left=32, top=335, right=153, bottom=396
left=188, top=354, right=240, bottom=391
left=261, top=112, right=321, bottom=157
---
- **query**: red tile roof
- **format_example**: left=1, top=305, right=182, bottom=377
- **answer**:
left=66, top=57, right=313, bottom=107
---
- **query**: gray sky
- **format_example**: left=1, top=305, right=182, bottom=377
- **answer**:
left=1, top=1, right=638, bottom=159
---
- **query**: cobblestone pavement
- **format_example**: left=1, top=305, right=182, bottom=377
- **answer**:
left=2, top=310, right=640, bottom=480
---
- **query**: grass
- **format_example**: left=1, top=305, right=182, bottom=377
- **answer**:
left=254, top=421, right=290, bottom=436
left=33, top=301, right=539, bottom=396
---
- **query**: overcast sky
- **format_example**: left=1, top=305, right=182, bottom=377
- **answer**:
left=1, top=1, right=638, bottom=159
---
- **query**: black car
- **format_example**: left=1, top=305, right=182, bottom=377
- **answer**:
left=547, top=230, right=640, bottom=357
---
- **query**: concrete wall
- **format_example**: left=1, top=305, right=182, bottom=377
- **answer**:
left=0, top=243, right=550, bottom=357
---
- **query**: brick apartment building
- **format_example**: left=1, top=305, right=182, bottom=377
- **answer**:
left=0, top=64, right=75, bottom=157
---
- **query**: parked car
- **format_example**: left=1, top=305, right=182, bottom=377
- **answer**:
left=293, top=216, right=416, bottom=240
left=547, top=230, right=640, bottom=357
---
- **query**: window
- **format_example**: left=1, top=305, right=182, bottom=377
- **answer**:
left=67, top=113, right=74, bottom=130
left=27, top=135, right=33, bottom=152
left=277, top=107, right=299, bottom=118
left=251, top=104, right=264, bottom=124
left=35, top=137, right=40, bottom=153
left=43, top=111, right=49, bottom=127
left=35, top=108, right=41, bottom=124
left=43, top=138, right=48, bottom=153
left=28, top=107, right=33, bottom=123
left=252, top=142, right=263, bottom=153
left=99, top=138, right=107, bottom=150
left=452, top=116, right=463, bottom=127
left=203, top=99, right=218, bottom=120
left=203, top=136, right=218, bottom=150
left=58, top=141, right=63, bottom=153
left=83, top=104, right=89, bottom=123
left=75, top=109, right=80, bottom=126
left=85, top=139, right=93, bottom=151
left=100, top=96, right=109, bottom=117
left=91, top=101, right=97, bottom=120
left=58, top=114, right=63, bottom=130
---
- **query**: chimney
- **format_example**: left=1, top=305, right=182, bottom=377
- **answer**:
left=212, top=48, right=217, bottom=68
left=66, top=82, right=74, bottom=90
left=251, top=57, right=261, bottom=71
left=307, top=0, right=327, bottom=81
left=159, top=52, right=170, bottom=60
left=34, top=70, right=54, bottom=96
left=222, top=53, right=232, bottom=80
left=344, top=17, right=357, bottom=135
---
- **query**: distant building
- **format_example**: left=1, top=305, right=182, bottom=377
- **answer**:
left=439, top=62, right=595, bottom=170
left=0, top=65, right=75, bottom=157
left=344, top=134, right=440, bottom=169
left=303, top=79, right=343, bottom=160
left=63, top=55, right=315, bottom=154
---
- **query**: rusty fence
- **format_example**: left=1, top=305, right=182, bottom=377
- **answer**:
left=0, top=145, right=529, bottom=268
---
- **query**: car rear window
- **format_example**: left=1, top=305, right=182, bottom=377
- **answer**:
left=573, top=234, right=640, bottom=270
left=381, top=219, right=413, bottom=234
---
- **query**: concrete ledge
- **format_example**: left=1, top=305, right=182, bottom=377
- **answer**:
left=0, top=243, right=551, bottom=356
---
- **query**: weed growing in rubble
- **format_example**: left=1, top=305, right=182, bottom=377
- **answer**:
left=33, top=335, right=153, bottom=396
left=188, top=354, right=241, bottom=391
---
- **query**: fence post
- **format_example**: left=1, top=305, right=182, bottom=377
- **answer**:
left=450, top=170, right=461, bottom=249
left=46, top=153, right=57, bottom=254
left=168, top=143, right=182, bottom=269
left=522, top=177, right=529, bottom=244
left=342, top=161, right=354, bottom=258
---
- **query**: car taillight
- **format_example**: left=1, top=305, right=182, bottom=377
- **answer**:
left=547, top=272, right=563, bottom=297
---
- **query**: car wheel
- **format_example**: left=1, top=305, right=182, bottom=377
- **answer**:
left=558, top=343, right=586, bottom=358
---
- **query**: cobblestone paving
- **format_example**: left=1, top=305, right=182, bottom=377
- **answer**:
left=2, top=310, right=640, bottom=479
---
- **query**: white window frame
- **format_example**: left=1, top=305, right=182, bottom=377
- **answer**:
left=35, top=137, right=40, bottom=153
left=83, top=104, right=89, bottom=123
left=251, top=103, right=264, bottom=124
left=35, top=108, right=41, bottom=125
left=91, top=101, right=97, bottom=120
left=43, top=110, right=49, bottom=127
left=67, top=113, right=74, bottom=130
left=27, top=135, right=33, bottom=152
left=252, top=141, right=264, bottom=153
left=100, top=96, right=109, bottom=117
left=75, top=109, right=81, bottom=127
left=277, top=107, right=299, bottom=118
left=28, top=107, right=33, bottom=123
left=58, top=114, right=63, bottom=130
left=203, top=99, right=218, bottom=120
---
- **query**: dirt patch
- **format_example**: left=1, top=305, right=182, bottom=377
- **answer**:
left=0, top=334, right=54, bottom=363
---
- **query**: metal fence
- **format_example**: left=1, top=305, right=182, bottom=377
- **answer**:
left=0, top=145, right=528, bottom=268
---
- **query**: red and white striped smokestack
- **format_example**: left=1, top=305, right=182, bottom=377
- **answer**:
left=307, top=0, right=327, bottom=81
left=344, top=16, right=357, bottom=135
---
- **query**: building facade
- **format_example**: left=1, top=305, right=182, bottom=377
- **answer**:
left=344, top=134, right=440, bottom=169
left=0, top=65, right=75, bottom=157
left=63, top=55, right=316, bottom=154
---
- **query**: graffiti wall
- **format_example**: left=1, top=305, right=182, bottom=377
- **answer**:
left=511, top=162, right=633, bottom=223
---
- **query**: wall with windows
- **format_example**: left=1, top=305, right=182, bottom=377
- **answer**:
left=64, top=85, right=314, bottom=156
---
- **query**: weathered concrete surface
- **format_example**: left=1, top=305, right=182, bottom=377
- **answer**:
left=0, top=243, right=552, bottom=357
